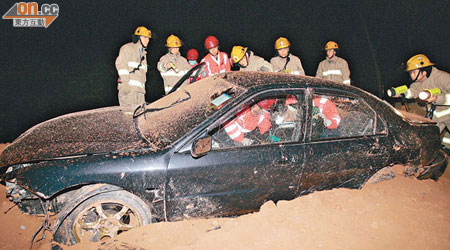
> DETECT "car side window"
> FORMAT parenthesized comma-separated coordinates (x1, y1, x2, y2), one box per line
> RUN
(311, 94, 379, 140)
(210, 93, 303, 149)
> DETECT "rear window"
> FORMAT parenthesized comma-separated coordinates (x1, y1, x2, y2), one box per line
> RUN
(136, 79, 245, 149)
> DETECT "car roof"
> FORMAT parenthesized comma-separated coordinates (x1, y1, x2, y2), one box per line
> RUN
(216, 71, 352, 92)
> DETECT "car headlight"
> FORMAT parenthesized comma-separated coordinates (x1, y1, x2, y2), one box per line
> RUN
(3, 164, 30, 182)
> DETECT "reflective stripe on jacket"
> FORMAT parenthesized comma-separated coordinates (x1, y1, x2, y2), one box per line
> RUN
(315, 56, 351, 85)
(157, 52, 192, 93)
(115, 42, 148, 94)
(200, 51, 231, 77)
(224, 106, 272, 142)
(270, 54, 305, 75)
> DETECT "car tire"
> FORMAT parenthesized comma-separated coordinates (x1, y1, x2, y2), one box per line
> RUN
(54, 190, 152, 245)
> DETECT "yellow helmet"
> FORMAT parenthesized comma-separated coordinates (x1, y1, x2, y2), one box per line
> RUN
(134, 26, 152, 38)
(165, 34, 182, 47)
(406, 54, 434, 72)
(324, 41, 338, 50)
(275, 37, 290, 50)
(231, 46, 248, 63)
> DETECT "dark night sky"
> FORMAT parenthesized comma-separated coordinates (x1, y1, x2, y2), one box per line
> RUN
(0, 0, 449, 142)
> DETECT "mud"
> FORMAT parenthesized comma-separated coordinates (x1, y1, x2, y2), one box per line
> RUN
(0, 106, 149, 168)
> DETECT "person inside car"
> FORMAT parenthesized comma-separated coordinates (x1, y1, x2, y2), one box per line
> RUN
(312, 96, 341, 138)
(273, 95, 299, 125)
(224, 99, 276, 146)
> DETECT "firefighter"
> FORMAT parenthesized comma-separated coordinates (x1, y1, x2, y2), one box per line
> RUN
(157, 34, 192, 94)
(270, 37, 305, 75)
(200, 35, 231, 77)
(231, 46, 273, 72)
(115, 26, 151, 106)
(315, 41, 351, 85)
(399, 54, 450, 147)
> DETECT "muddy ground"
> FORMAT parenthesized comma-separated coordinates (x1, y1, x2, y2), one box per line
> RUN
(0, 142, 449, 250)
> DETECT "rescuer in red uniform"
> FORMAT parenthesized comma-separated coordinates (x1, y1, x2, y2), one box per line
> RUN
(200, 35, 231, 77)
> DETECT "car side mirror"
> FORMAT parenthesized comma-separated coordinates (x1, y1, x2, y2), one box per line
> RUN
(191, 136, 212, 158)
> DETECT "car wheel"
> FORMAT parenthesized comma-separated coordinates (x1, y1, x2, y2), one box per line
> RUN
(55, 190, 152, 245)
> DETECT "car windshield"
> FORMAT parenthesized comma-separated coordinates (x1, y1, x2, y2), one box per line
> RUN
(135, 77, 245, 149)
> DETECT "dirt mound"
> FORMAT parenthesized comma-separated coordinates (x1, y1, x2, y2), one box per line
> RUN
(0, 142, 51, 250)
(63, 167, 450, 250)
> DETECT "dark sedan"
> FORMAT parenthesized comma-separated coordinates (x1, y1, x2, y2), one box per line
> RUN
(0, 72, 447, 245)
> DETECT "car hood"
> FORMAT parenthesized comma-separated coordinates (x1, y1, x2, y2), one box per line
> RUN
(0, 106, 150, 167)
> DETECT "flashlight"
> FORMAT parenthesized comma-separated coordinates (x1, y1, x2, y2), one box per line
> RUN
(169, 63, 179, 73)
(387, 85, 408, 97)
(418, 88, 441, 101)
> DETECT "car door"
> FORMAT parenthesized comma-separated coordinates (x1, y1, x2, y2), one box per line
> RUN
(165, 89, 306, 220)
(300, 89, 390, 195)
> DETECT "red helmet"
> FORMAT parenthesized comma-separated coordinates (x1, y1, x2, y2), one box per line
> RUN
(187, 49, 199, 60)
(204, 35, 219, 49)
(285, 95, 298, 106)
(257, 99, 277, 110)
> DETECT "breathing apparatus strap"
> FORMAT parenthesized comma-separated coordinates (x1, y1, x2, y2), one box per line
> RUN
(129, 38, 146, 74)
(282, 55, 291, 70)
(412, 68, 423, 82)
(129, 54, 145, 74)
(425, 103, 436, 119)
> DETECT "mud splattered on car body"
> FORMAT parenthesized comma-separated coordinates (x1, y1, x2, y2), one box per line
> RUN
(0, 72, 447, 245)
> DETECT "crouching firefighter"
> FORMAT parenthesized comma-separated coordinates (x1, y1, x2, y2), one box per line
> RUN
(231, 46, 273, 72)
(392, 54, 450, 148)
(115, 26, 151, 106)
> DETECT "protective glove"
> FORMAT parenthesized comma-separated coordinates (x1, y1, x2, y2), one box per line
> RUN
(275, 114, 285, 125)
(318, 112, 325, 120)
(241, 138, 254, 146)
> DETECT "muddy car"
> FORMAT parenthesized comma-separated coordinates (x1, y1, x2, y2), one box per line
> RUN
(0, 72, 447, 245)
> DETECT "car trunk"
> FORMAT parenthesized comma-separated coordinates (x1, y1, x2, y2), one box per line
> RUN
(0, 106, 150, 167)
